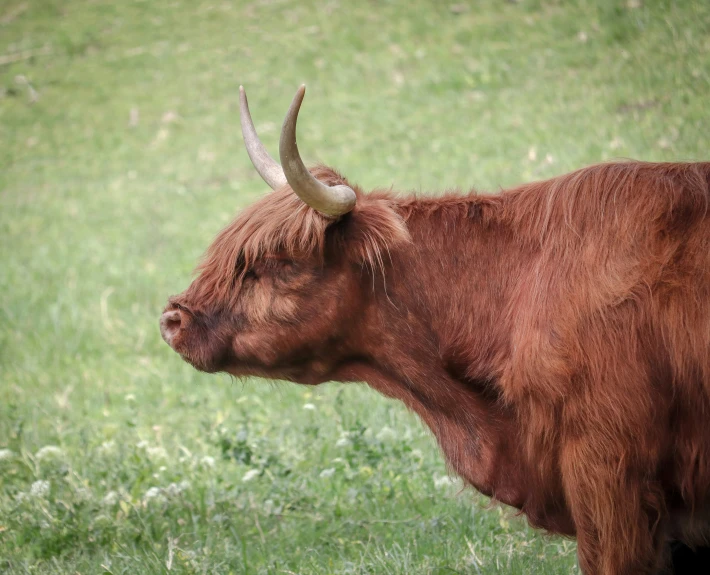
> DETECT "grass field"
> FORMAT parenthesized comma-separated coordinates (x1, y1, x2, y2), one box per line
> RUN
(2, 0, 709, 573)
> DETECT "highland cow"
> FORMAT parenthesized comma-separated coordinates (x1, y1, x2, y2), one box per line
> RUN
(161, 85, 710, 574)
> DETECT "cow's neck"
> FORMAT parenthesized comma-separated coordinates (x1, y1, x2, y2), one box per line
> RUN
(335, 194, 573, 534)
(359, 194, 521, 404)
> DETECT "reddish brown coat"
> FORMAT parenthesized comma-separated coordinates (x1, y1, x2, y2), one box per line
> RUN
(164, 161, 710, 574)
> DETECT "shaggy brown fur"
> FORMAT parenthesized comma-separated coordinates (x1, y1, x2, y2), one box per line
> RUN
(188, 166, 410, 309)
(163, 160, 710, 575)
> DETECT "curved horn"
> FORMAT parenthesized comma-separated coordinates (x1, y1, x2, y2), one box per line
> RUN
(239, 86, 287, 190)
(279, 85, 356, 217)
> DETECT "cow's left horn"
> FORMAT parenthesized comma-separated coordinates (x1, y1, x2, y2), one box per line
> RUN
(279, 85, 356, 217)
(239, 86, 287, 190)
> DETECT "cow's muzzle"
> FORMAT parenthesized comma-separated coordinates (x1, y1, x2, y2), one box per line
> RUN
(160, 308, 185, 347)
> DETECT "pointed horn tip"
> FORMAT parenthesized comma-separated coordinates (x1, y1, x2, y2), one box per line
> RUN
(238, 87, 248, 115)
(289, 85, 306, 113)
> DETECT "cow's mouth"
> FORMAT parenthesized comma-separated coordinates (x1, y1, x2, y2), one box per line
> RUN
(160, 307, 227, 374)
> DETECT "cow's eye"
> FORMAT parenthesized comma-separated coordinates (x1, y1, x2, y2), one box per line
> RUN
(243, 268, 259, 281)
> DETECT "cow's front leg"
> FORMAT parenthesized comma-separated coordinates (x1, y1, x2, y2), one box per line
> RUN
(561, 442, 667, 574)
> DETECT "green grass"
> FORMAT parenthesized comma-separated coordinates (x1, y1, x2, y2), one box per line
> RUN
(1, 0, 709, 572)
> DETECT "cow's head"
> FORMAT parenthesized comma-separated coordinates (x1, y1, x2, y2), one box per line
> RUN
(160, 86, 409, 383)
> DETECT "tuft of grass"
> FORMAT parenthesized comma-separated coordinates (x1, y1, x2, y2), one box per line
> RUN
(1, 0, 709, 573)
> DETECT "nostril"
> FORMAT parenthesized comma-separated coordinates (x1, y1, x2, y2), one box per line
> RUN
(160, 309, 183, 345)
(165, 313, 181, 331)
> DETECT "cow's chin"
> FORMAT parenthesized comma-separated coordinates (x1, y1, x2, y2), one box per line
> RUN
(223, 360, 330, 386)
(175, 336, 332, 385)
(170, 347, 221, 373)
(171, 338, 230, 374)
(179, 352, 221, 374)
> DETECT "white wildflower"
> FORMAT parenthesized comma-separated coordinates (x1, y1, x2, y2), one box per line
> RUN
(242, 469, 260, 482)
(143, 486, 165, 504)
(319, 468, 336, 479)
(165, 480, 190, 497)
(200, 455, 215, 468)
(35, 446, 63, 460)
(302, 403, 316, 411)
(335, 432, 351, 448)
(0, 448, 15, 461)
(146, 446, 167, 460)
(136, 440, 149, 449)
(102, 490, 119, 506)
(376, 426, 397, 442)
(98, 440, 115, 454)
(30, 480, 50, 497)
(433, 475, 457, 489)
(125, 394, 136, 402)
(165, 483, 180, 497)
(75, 486, 92, 502)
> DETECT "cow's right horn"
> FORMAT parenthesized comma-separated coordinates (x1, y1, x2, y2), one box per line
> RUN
(239, 86, 287, 190)
(279, 85, 356, 218)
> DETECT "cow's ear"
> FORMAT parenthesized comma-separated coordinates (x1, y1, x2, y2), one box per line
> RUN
(340, 198, 411, 272)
